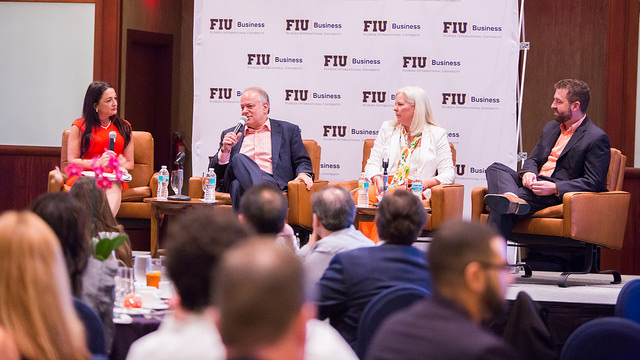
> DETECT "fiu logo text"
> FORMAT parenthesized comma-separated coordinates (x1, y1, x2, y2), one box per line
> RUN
(442, 93, 467, 105)
(363, 20, 387, 32)
(362, 91, 387, 103)
(443, 22, 467, 34)
(324, 55, 348, 67)
(247, 54, 271, 65)
(285, 89, 308, 101)
(323, 125, 347, 137)
(210, 19, 233, 30)
(209, 88, 233, 100)
(456, 164, 466, 176)
(286, 19, 309, 31)
(402, 56, 429, 68)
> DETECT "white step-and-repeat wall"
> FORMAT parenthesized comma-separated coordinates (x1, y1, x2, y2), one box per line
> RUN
(192, 0, 519, 217)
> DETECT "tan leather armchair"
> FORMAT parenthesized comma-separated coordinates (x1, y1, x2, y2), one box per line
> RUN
(471, 148, 631, 286)
(330, 139, 464, 231)
(189, 139, 328, 229)
(48, 130, 157, 220)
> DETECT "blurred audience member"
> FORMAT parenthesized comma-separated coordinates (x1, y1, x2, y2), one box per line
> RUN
(31, 192, 90, 297)
(215, 238, 312, 360)
(299, 185, 372, 290)
(367, 220, 519, 360)
(239, 183, 298, 250)
(0, 211, 90, 360)
(127, 208, 252, 360)
(316, 190, 431, 348)
(70, 176, 132, 266)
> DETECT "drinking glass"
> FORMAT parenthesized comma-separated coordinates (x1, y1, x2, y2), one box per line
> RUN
(171, 169, 183, 196)
(115, 267, 135, 307)
(146, 258, 163, 288)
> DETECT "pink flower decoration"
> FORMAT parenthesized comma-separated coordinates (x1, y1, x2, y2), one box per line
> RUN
(96, 176, 112, 189)
(107, 153, 120, 172)
(65, 163, 83, 178)
(91, 156, 104, 177)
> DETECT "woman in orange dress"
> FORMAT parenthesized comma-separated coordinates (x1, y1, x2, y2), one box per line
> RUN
(67, 81, 134, 216)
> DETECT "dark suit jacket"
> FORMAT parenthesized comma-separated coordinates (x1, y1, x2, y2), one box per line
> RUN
(366, 295, 521, 360)
(210, 118, 313, 191)
(519, 117, 610, 196)
(316, 244, 431, 349)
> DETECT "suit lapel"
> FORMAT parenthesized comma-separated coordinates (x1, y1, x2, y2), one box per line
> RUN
(558, 117, 589, 159)
(270, 119, 282, 172)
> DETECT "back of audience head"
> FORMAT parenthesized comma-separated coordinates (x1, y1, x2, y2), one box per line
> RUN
(239, 183, 288, 235)
(69, 177, 132, 266)
(0, 210, 89, 360)
(429, 220, 513, 321)
(166, 208, 253, 313)
(30, 192, 90, 297)
(311, 185, 355, 231)
(376, 189, 426, 245)
(214, 238, 309, 359)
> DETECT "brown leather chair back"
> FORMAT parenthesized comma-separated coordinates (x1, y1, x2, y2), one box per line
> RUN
(607, 148, 626, 191)
(303, 139, 321, 177)
(60, 129, 154, 189)
(360, 139, 457, 171)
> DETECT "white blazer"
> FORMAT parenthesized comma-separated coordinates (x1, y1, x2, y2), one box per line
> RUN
(364, 120, 455, 185)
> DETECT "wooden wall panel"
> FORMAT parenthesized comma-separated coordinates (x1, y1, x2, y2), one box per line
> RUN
(0, 146, 60, 211)
(521, 0, 608, 153)
(602, 168, 640, 275)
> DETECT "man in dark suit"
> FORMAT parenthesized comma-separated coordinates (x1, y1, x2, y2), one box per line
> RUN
(484, 79, 610, 237)
(367, 220, 520, 360)
(210, 87, 314, 210)
(315, 190, 431, 349)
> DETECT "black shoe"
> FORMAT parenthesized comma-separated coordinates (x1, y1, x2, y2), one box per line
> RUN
(484, 194, 530, 215)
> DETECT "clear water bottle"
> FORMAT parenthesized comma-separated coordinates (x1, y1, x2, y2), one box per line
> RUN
(203, 168, 216, 202)
(411, 177, 423, 200)
(157, 165, 169, 200)
(357, 172, 369, 207)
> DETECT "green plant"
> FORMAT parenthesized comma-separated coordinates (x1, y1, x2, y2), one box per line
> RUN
(92, 234, 128, 261)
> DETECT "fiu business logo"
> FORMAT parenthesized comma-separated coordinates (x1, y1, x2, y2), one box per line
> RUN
(362, 91, 387, 103)
(324, 55, 348, 67)
(324, 55, 382, 71)
(284, 89, 341, 106)
(442, 93, 467, 106)
(322, 125, 347, 138)
(208, 87, 237, 103)
(247, 53, 271, 66)
(363, 20, 387, 32)
(210, 18, 233, 31)
(286, 19, 309, 31)
(402, 55, 461, 73)
(442, 22, 467, 34)
(442, 21, 503, 38)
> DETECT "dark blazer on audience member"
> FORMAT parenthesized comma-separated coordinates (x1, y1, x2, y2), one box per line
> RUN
(366, 295, 521, 360)
(316, 244, 431, 349)
(210, 118, 313, 191)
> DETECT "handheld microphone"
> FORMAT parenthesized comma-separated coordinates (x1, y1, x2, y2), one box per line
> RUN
(382, 157, 389, 193)
(233, 116, 247, 134)
(175, 152, 186, 165)
(108, 131, 116, 151)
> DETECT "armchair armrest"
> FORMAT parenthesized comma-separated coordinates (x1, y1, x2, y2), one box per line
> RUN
(430, 184, 464, 228)
(150, 173, 159, 198)
(328, 180, 358, 192)
(47, 170, 66, 193)
(189, 176, 204, 199)
(562, 191, 630, 249)
(287, 179, 329, 229)
(471, 186, 489, 221)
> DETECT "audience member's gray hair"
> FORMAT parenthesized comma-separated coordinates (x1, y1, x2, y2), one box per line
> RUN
(311, 186, 356, 231)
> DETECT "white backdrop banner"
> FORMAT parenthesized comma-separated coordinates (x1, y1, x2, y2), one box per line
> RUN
(192, 0, 519, 217)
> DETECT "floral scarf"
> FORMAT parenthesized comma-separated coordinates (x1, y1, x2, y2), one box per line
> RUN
(391, 127, 421, 187)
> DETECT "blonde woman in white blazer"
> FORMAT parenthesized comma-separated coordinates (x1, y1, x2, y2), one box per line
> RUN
(364, 86, 455, 200)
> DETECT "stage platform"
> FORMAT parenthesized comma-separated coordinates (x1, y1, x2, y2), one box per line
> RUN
(495, 271, 638, 352)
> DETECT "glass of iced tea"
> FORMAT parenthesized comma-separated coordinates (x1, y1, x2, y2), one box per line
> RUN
(146, 258, 162, 288)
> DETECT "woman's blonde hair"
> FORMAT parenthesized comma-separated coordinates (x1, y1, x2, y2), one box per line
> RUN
(396, 86, 439, 136)
(0, 211, 89, 360)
